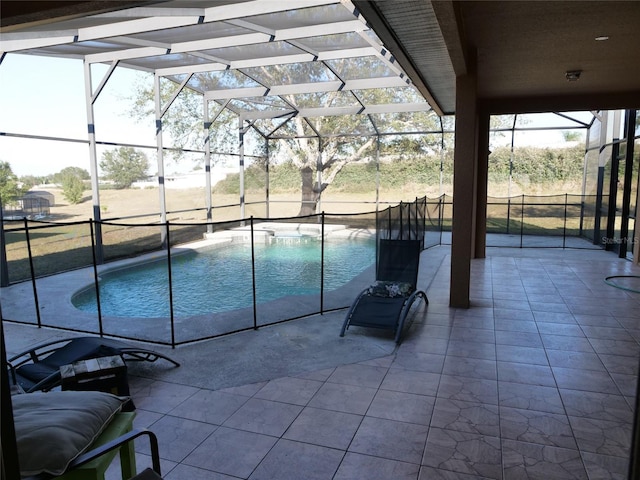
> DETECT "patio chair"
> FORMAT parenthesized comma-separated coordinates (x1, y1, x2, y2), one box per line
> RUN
(340, 239, 428, 343)
(7, 336, 180, 393)
(64, 426, 163, 480)
(14, 389, 163, 479)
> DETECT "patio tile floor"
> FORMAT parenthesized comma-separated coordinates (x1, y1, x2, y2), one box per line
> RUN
(5, 241, 640, 479)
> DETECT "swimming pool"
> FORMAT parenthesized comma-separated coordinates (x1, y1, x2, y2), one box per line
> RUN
(72, 238, 375, 318)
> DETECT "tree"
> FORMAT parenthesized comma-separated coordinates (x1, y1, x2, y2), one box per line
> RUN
(0, 161, 26, 208)
(128, 63, 442, 215)
(52, 166, 90, 204)
(19, 174, 48, 188)
(562, 131, 583, 143)
(61, 175, 85, 204)
(99, 147, 149, 189)
(53, 167, 90, 186)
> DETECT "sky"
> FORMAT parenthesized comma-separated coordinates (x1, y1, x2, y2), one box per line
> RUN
(0, 54, 155, 177)
(0, 53, 592, 180)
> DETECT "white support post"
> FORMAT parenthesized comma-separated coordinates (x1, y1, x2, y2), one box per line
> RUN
(375, 136, 380, 212)
(204, 99, 213, 233)
(316, 142, 323, 214)
(239, 116, 246, 222)
(265, 138, 270, 219)
(154, 74, 168, 245)
(83, 61, 103, 263)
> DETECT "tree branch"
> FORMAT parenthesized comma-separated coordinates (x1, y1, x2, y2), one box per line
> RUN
(317, 137, 375, 193)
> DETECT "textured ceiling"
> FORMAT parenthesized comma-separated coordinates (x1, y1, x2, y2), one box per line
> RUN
(357, 0, 640, 114)
(462, 1, 640, 100)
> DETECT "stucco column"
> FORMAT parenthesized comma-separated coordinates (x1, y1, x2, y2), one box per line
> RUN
(450, 71, 478, 308)
(475, 109, 490, 258)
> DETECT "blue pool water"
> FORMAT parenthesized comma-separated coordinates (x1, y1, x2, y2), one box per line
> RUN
(72, 239, 375, 318)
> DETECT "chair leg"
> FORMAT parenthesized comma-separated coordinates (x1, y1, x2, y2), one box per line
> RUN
(119, 435, 136, 479)
(394, 291, 428, 344)
(340, 289, 367, 337)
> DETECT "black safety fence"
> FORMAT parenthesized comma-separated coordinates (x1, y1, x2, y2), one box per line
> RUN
(1, 209, 384, 346)
(425, 193, 600, 249)
(0, 194, 600, 346)
(377, 196, 427, 246)
(484, 194, 596, 248)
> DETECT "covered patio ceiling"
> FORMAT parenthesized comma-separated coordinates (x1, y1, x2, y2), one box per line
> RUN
(0, 0, 439, 139)
(2, 1, 639, 118)
(356, 1, 640, 114)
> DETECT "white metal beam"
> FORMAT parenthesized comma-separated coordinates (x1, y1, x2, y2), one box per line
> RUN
(1, 0, 435, 129)
(84, 30, 272, 64)
(155, 62, 229, 77)
(83, 19, 369, 66)
(204, 77, 412, 101)
(0, 34, 77, 52)
(230, 53, 315, 70)
(274, 20, 366, 41)
(201, 0, 340, 23)
(77, 17, 201, 42)
(242, 102, 431, 120)
(86, 46, 169, 64)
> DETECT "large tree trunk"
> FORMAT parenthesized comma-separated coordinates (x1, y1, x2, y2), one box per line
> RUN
(297, 166, 319, 216)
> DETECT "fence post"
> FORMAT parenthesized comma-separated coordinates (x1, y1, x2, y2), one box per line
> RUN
(579, 195, 585, 237)
(519, 194, 524, 248)
(250, 216, 258, 330)
(23, 218, 41, 328)
(89, 220, 104, 337)
(320, 212, 325, 314)
(563, 193, 568, 249)
(420, 196, 426, 248)
(439, 195, 445, 245)
(506, 196, 511, 235)
(412, 197, 417, 241)
(165, 221, 176, 348)
(0, 196, 9, 287)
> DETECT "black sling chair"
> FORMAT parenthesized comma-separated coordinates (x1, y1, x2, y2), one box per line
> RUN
(8, 336, 180, 393)
(340, 239, 428, 343)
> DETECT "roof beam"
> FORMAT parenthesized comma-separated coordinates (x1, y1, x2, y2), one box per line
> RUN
(0, 33, 77, 52)
(227, 18, 366, 40)
(84, 31, 271, 63)
(204, 77, 413, 101)
(201, 0, 339, 23)
(78, 16, 200, 42)
(430, 1, 468, 76)
(80, 17, 372, 65)
(231, 53, 315, 69)
(352, 0, 444, 116)
(242, 102, 431, 121)
(1, 0, 438, 125)
(1, 1, 341, 51)
(155, 62, 229, 77)
(151, 45, 383, 77)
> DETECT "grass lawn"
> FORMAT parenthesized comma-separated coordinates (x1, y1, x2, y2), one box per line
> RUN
(2, 186, 585, 283)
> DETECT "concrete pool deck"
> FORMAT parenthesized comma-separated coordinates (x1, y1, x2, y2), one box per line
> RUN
(1, 232, 445, 389)
(0, 225, 380, 343)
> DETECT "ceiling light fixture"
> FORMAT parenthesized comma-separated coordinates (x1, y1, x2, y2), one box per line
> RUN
(565, 70, 582, 82)
(595, 35, 609, 41)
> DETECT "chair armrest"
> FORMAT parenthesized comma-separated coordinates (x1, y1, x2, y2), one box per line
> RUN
(7, 338, 73, 367)
(6, 361, 17, 384)
(68, 428, 161, 476)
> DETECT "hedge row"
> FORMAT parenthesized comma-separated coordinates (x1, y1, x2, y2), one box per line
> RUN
(214, 145, 585, 194)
